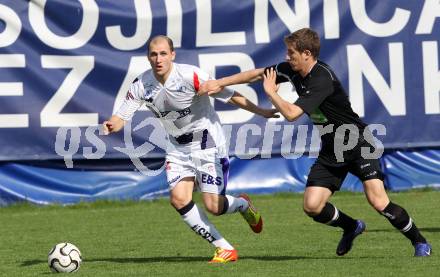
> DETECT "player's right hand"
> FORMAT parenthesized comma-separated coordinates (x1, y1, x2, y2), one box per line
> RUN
(101, 121, 113, 135)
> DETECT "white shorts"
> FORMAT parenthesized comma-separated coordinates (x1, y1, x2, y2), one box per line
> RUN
(165, 145, 229, 195)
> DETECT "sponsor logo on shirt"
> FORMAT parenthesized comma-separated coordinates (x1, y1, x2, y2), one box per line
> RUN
(159, 107, 191, 119)
(168, 85, 191, 93)
(143, 84, 155, 98)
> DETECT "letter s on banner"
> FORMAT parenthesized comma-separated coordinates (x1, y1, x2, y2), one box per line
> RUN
(0, 4, 22, 47)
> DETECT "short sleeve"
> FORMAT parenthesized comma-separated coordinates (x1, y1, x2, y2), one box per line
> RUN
(192, 67, 210, 93)
(294, 75, 333, 115)
(211, 86, 235, 103)
(265, 62, 296, 84)
(115, 77, 144, 121)
(192, 66, 234, 102)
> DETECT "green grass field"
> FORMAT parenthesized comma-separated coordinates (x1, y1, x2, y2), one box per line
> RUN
(1, 190, 438, 276)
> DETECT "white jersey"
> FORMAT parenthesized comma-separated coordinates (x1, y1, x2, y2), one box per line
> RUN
(116, 62, 234, 153)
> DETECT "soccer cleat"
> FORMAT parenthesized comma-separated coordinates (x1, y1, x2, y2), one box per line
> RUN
(239, 193, 263, 233)
(209, 248, 238, 263)
(336, 220, 366, 256)
(414, 243, 432, 257)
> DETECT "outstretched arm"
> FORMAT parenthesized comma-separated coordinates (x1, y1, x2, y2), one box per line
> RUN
(198, 68, 265, 96)
(102, 115, 125, 135)
(228, 91, 280, 119)
(263, 68, 304, 122)
(218, 68, 265, 86)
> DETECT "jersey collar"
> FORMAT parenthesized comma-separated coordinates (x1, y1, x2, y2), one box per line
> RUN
(162, 62, 177, 87)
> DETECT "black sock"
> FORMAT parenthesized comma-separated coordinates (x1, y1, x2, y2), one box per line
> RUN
(312, 202, 357, 231)
(381, 202, 427, 244)
(219, 196, 229, 215)
(176, 200, 195, 215)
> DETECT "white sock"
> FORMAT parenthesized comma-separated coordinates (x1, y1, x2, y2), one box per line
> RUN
(180, 202, 234, 249)
(225, 195, 249, 214)
(212, 238, 234, 250)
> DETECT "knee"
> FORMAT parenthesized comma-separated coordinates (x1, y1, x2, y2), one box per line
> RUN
(364, 179, 389, 212)
(303, 201, 325, 217)
(368, 201, 380, 212)
(170, 195, 189, 210)
(204, 201, 222, 216)
(370, 201, 388, 212)
(367, 196, 389, 212)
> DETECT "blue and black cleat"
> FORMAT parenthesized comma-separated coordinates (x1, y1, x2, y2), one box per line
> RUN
(336, 220, 366, 256)
(414, 243, 432, 257)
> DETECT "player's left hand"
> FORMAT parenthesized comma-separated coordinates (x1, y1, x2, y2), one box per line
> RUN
(260, 108, 280, 118)
(263, 68, 279, 96)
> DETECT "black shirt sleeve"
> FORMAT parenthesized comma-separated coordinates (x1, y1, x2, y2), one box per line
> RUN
(264, 62, 296, 84)
(294, 74, 334, 115)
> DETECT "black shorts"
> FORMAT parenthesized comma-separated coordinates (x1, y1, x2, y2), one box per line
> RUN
(306, 157, 384, 193)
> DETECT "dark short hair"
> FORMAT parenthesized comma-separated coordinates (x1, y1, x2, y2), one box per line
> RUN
(284, 28, 320, 58)
(147, 35, 174, 53)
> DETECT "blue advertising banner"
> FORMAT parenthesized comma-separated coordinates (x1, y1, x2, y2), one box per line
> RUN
(1, 149, 439, 205)
(0, 0, 439, 162)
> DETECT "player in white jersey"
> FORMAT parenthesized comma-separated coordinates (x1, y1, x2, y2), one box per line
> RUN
(102, 36, 278, 263)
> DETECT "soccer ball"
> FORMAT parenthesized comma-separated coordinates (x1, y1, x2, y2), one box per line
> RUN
(48, 242, 82, 273)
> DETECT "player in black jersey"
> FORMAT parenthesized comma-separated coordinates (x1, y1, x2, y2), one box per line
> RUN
(199, 28, 431, 257)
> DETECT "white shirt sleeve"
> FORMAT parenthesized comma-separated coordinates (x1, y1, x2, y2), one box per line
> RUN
(210, 87, 235, 103)
(192, 67, 234, 103)
(115, 78, 144, 121)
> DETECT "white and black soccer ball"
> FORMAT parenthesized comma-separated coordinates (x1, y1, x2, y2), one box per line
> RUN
(48, 242, 82, 273)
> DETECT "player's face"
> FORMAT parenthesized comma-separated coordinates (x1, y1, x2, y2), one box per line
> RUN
(148, 39, 176, 80)
(285, 43, 311, 74)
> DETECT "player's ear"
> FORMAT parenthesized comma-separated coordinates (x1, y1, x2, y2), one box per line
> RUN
(304, 49, 313, 58)
(171, 51, 176, 61)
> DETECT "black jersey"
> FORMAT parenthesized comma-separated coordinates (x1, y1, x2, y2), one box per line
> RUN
(267, 61, 367, 165)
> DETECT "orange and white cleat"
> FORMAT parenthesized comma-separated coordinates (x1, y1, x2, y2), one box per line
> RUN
(209, 248, 238, 263)
(239, 193, 263, 233)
